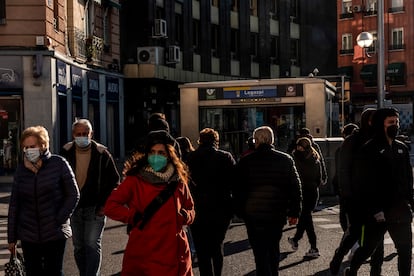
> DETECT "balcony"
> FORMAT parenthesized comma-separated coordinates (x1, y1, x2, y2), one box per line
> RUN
(69, 27, 104, 66)
(339, 13, 354, 19)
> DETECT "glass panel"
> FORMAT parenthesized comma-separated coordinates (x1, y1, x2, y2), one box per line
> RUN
(0, 99, 21, 175)
(199, 106, 305, 158)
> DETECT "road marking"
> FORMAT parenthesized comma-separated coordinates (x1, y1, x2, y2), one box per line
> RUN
(318, 224, 342, 229)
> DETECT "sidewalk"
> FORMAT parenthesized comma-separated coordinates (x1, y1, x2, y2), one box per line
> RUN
(0, 176, 12, 217)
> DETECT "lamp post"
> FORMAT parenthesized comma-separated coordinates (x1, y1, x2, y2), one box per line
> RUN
(356, 0, 385, 108)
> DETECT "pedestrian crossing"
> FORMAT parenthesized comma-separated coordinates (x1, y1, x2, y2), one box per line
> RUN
(0, 218, 9, 272)
(312, 205, 414, 248)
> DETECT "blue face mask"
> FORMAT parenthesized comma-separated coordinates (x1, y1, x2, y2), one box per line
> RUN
(75, 136, 91, 148)
(147, 154, 168, 172)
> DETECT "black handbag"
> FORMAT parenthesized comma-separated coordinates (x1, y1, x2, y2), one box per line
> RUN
(5, 252, 25, 276)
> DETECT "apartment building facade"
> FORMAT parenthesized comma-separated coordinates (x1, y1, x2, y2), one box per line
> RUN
(0, 0, 124, 174)
(121, 0, 337, 153)
(337, 0, 414, 131)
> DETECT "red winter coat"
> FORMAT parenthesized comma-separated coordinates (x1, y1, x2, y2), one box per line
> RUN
(104, 174, 195, 276)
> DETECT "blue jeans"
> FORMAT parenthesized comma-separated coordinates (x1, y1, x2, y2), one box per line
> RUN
(71, 206, 106, 276)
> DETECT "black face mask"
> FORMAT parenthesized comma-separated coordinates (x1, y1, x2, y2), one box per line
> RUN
(386, 125, 399, 139)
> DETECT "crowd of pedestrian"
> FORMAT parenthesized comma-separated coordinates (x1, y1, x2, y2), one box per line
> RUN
(6, 107, 413, 276)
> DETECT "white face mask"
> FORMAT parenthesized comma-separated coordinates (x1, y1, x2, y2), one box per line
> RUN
(75, 136, 91, 148)
(25, 148, 41, 163)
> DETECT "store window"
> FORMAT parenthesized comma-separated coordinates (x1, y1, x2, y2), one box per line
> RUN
(0, 99, 21, 175)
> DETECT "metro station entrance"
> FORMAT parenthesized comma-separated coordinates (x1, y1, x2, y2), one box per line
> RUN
(199, 105, 305, 156)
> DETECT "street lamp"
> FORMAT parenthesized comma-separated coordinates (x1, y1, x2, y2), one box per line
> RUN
(356, 0, 385, 108)
(356, 32, 374, 48)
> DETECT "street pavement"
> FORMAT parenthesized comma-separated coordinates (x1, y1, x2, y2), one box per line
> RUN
(0, 175, 412, 275)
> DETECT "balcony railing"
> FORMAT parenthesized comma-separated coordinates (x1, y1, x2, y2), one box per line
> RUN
(389, 44, 405, 50)
(340, 49, 353, 55)
(388, 6, 405, 13)
(69, 27, 103, 65)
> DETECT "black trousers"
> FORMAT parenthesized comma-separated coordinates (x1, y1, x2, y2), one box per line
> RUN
(190, 217, 231, 276)
(332, 207, 384, 274)
(245, 220, 285, 276)
(348, 220, 412, 276)
(21, 239, 66, 276)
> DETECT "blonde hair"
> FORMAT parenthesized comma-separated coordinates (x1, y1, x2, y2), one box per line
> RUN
(20, 125, 50, 150)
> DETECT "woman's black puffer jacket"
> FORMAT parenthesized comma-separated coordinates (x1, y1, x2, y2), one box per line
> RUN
(8, 151, 80, 244)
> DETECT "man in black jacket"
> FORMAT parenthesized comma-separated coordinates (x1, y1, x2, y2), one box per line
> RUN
(343, 108, 413, 276)
(234, 126, 302, 276)
(186, 128, 236, 276)
(329, 109, 385, 275)
(61, 118, 120, 276)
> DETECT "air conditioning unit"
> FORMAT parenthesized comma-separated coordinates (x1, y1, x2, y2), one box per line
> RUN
(154, 19, 167, 37)
(167, 46, 180, 63)
(353, 5, 361, 12)
(137, 47, 164, 64)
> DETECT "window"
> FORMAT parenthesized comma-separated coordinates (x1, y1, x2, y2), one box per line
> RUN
(342, 0, 352, 13)
(175, 14, 183, 46)
(250, 33, 258, 60)
(290, 0, 298, 18)
(250, 0, 257, 15)
(230, 28, 239, 60)
(53, 0, 59, 30)
(391, 28, 404, 50)
(389, 0, 404, 12)
(85, 1, 95, 37)
(270, 0, 278, 19)
(391, 0, 403, 7)
(270, 36, 279, 64)
(232, 0, 238, 11)
(365, 0, 377, 12)
(367, 31, 377, 53)
(290, 39, 300, 65)
(342, 33, 352, 50)
(211, 25, 219, 57)
(0, 0, 5, 24)
(192, 19, 200, 54)
(103, 8, 111, 51)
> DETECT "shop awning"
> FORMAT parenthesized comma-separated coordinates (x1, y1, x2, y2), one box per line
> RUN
(360, 64, 377, 80)
(337, 66, 353, 77)
(386, 62, 405, 77)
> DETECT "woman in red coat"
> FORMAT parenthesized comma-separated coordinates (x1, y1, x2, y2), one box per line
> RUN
(105, 130, 195, 275)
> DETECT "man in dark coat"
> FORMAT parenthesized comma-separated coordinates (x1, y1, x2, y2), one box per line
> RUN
(186, 128, 236, 276)
(343, 107, 414, 276)
(330, 108, 384, 275)
(234, 126, 302, 276)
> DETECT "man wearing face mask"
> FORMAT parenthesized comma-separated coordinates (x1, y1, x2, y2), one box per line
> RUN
(343, 108, 414, 276)
(61, 118, 120, 276)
